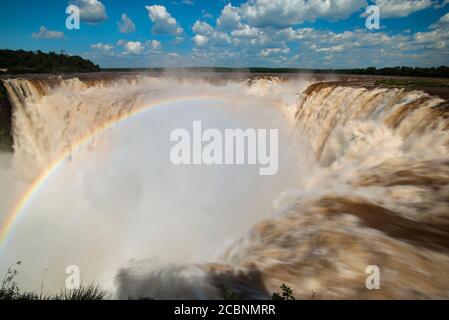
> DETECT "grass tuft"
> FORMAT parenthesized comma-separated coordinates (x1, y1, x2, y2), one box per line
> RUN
(0, 262, 107, 300)
(52, 283, 107, 300)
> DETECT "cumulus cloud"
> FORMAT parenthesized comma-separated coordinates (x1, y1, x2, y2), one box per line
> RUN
(148, 40, 162, 51)
(189, 6, 449, 68)
(415, 11, 449, 50)
(117, 13, 136, 33)
(192, 21, 214, 35)
(260, 47, 290, 57)
(374, 0, 434, 18)
(117, 40, 145, 55)
(115, 39, 163, 55)
(70, 0, 107, 23)
(414, 26, 449, 49)
(193, 34, 208, 46)
(217, 4, 242, 31)
(86, 0, 449, 68)
(91, 43, 114, 51)
(240, 0, 367, 28)
(294, 26, 449, 65)
(172, 36, 185, 44)
(31, 26, 65, 39)
(146, 5, 184, 35)
(202, 10, 213, 19)
(231, 24, 260, 38)
(430, 12, 449, 28)
(192, 20, 231, 47)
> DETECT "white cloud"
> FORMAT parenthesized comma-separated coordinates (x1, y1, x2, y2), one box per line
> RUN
(172, 36, 185, 44)
(296, 25, 449, 65)
(374, 0, 434, 18)
(117, 13, 136, 33)
(202, 10, 213, 19)
(437, 11, 449, 23)
(145, 5, 183, 35)
(91, 43, 113, 51)
(434, 0, 449, 8)
(192, 21, 214, 35)
(430, 12, 449, 28)
(192, 20, 231, 47)
(89, 0, 449, 68)
(316, 44, 345, 53)
(217, 4, 242, 31)
(188, 8, 449, 68)
(90, 43, 115, 57)
(193, 34, 208, 46)
(260, 47, 290, 57)
(414, 27, 449, 49)
(231, 24, 260, 38)
(240, 0, 367, 28)
(31, 26, 65, 39)
(114, 39, 163, 55)
(301, 29, 412, 53)
(117, 41, 145, 55)
(70, 0, 107, 23)
(148, 40, 162, 51)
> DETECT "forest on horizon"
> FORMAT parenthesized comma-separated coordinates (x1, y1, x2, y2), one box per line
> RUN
(0, 49, 448, 78)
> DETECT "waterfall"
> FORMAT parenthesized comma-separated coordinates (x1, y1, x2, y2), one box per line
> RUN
(1, 75, 449, 299)
(217, 82, 449, 299)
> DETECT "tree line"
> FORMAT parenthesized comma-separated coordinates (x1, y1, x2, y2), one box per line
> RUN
(242, 66, 449, 78)
(103, 66, 449, 78)
(0, 49, 100, 74)
(1, 49, 447, 78)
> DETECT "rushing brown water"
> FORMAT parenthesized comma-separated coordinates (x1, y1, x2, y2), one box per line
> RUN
(1, 75, 449, 299)
(213, 82, 449, 299)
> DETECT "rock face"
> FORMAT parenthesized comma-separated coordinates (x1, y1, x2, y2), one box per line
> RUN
(0, 81, 12, 151)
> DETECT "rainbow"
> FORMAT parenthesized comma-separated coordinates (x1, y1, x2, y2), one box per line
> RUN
(0, 95, 224, 251)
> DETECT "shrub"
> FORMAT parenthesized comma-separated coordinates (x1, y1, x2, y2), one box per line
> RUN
(272, 284, 295, 300)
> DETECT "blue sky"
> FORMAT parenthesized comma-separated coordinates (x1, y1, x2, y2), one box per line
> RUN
(0, 0, 448, 68)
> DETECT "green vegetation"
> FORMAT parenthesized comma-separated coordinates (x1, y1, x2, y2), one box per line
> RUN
(1, 263, 296, 300)
(0, 50, 100, 151)
(272, 284, 296, 300)
(0, 262, 106, 300)
(0, 262, 39, 300)
(330, 66, 449, 78)
(0, 48, 447, 77)
(0, 81, 12, 151)
(102, 66, 449, 78)
(51, 284, 107, 300)
(0, 49, 447, 78)
(216, 281, 239, 300)
(375, 78, 449, 89)
(0, 49, 100, 74)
